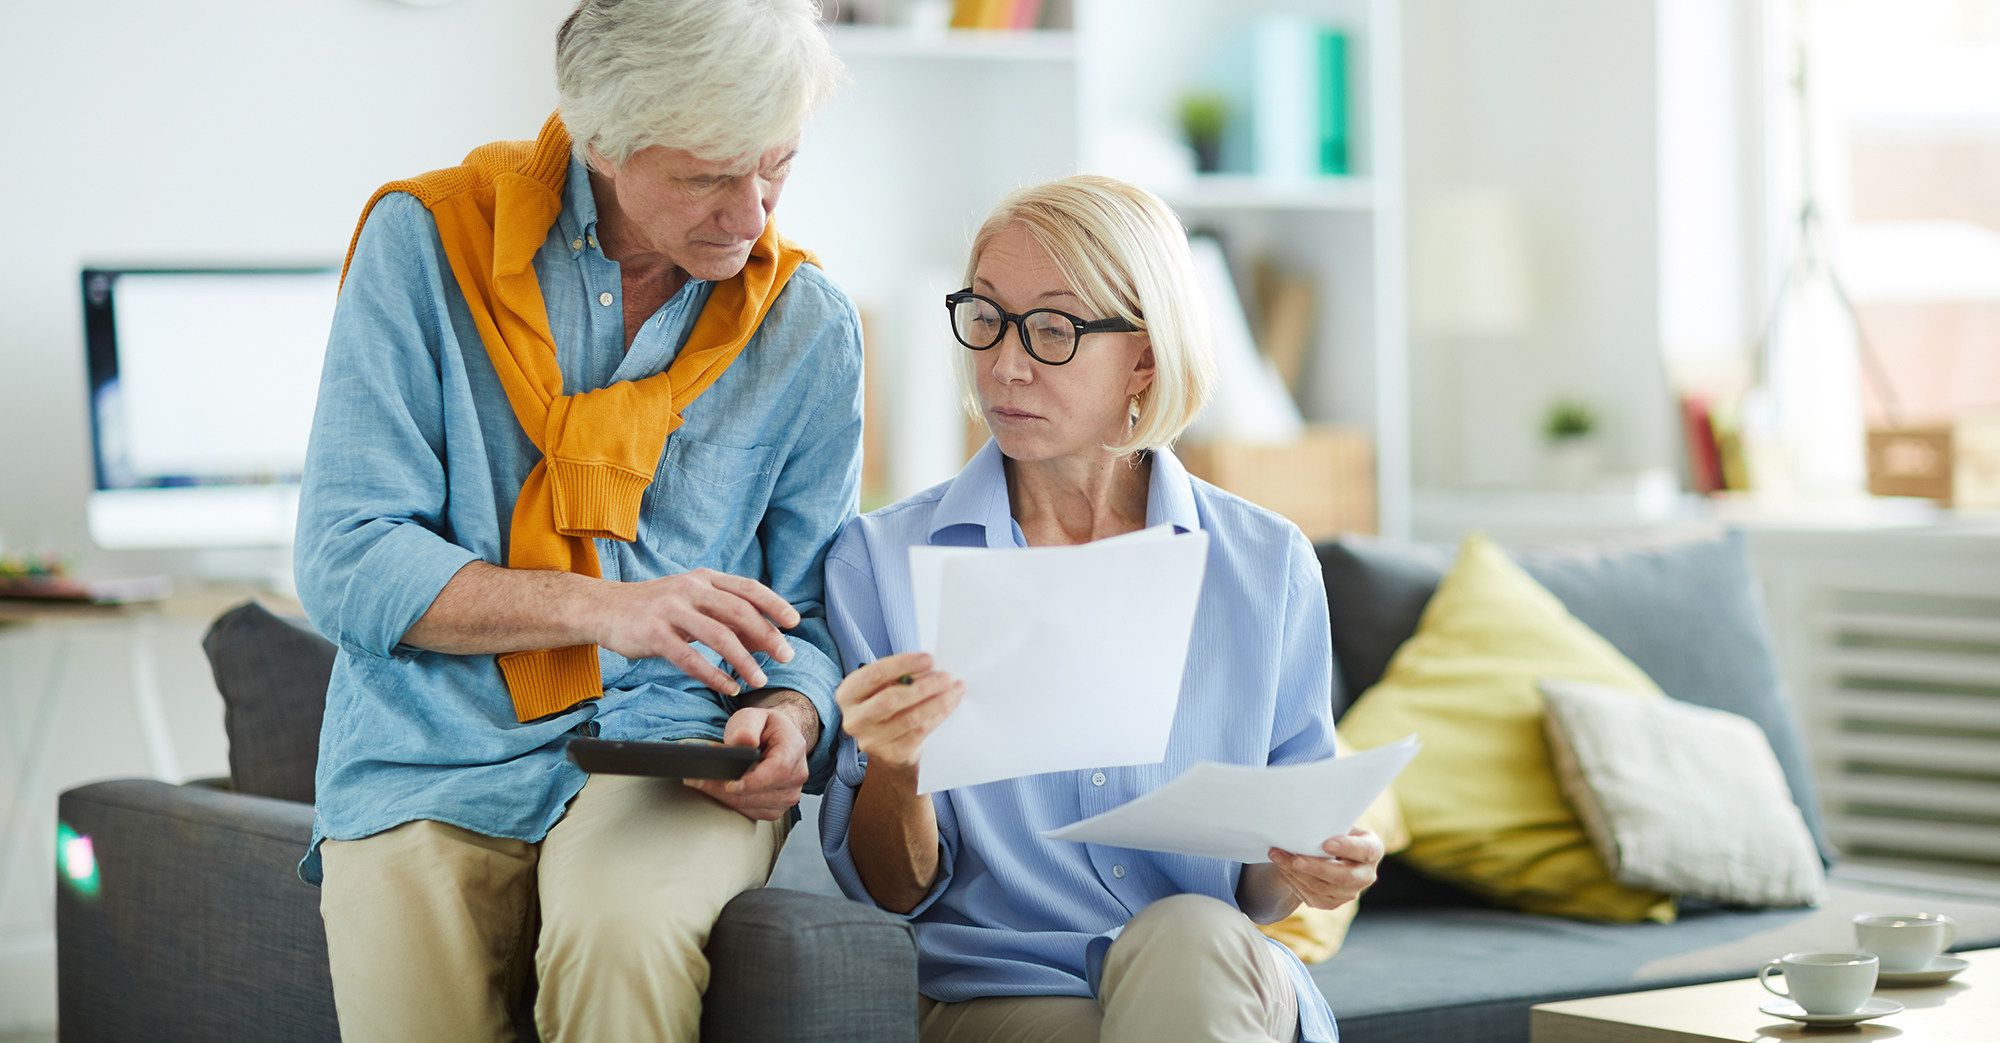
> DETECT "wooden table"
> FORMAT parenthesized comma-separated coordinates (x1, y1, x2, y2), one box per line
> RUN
(1532, 947, 1997, 1042)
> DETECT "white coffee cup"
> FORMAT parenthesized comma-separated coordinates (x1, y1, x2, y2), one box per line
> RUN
(1758, 952, 1878, 1015)
(1855, 911, 1958, 973)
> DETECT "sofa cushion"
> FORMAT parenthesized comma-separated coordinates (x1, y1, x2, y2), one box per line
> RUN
(202, 601, 336, 804)
(1540, 677, 1824, 907)
(1319, 531, 1836, 866)
(1319, 538, 1454, 716)
(57, 779, 339, 1043)
(1337, 533, 1674, 923)
(701, 888, 919, 1043)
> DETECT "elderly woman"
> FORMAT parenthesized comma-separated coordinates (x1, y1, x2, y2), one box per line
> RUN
(818, 175, 1381, 1043)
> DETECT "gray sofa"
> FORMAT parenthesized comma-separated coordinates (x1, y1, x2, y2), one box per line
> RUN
(56, 532, 2000, 1042)
(56, 602, 920, 1043)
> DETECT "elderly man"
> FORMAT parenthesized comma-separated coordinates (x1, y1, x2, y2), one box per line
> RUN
(292, 1, 857, 1040)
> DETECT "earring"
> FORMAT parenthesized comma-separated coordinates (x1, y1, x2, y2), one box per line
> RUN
(1129, 394, 1142, 424)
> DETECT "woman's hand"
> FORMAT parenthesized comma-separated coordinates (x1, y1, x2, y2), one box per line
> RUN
(835, 652, 964, 771)
(839, 652, 960, 912)
(1268, 827, 1386, 911)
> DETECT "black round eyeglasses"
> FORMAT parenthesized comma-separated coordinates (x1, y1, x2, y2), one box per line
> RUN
(944, 289, 1141, 366)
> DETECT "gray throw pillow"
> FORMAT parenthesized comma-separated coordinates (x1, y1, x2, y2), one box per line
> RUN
(1541, 677, 1826, 907)
(1318, 531, 1837, 866)
(202, 600, 335, 804)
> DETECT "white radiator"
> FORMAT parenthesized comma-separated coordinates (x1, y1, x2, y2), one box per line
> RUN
(1752, 528, 2000, 871)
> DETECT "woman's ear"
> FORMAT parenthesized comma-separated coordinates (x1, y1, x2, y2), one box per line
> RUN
(1127, 338, 1157, 397)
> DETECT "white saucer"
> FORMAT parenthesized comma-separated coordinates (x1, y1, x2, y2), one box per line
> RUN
(1877, 954, 1971, 987)
(1758, 997, 1903, 1026)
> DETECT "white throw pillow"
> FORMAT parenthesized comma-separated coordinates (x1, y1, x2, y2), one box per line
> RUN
(1538, 677, 1825, 908)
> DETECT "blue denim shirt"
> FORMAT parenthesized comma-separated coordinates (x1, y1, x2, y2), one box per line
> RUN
(295, 156, 862, 883)
(818, 442, 1340, 1042)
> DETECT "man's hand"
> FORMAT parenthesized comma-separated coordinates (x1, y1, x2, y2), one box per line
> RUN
(1268, 828, 1386, 911)
(402, 564, 802, 699)
(682, 691, 816, 821)
(590, 568, 800, 695)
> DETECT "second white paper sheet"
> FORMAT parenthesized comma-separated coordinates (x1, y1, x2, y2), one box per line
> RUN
(1040, 736, 1421, 863)
(911, 526, 1209, 794)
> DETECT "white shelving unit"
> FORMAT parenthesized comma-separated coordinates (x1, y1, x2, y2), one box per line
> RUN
(826, 24, 1078, 60)
(1162, 176, 1379, 212)
(786, 2, 1407, 535)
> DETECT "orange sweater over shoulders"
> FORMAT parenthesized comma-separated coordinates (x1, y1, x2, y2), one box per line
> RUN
(342, 112, 818, 722)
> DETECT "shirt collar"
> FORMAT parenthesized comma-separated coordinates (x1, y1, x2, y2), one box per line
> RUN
(926, 439, 1205, 547)
(557, 154, 599, 258)
(1146, 447, 1203, 534)
(929, 438, 1017, 547)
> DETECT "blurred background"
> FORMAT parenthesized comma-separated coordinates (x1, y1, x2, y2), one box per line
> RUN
(9, 0, 2000, 578)
(4, 0, 2000, 1035)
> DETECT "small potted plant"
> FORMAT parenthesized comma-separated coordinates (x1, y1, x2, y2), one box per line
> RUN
(1543, 397, 1600, 490)
(1178, 92, 1228, 174)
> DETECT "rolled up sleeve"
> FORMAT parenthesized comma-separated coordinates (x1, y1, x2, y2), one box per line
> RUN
(295, 194, 482, 660)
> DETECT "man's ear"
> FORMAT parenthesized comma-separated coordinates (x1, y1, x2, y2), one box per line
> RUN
(586, 145, 616, 179)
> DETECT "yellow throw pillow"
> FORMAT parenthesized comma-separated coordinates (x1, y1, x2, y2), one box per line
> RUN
(1336, 533, 1677, 923)
(1257, 731, 1411, 962)
(1258, 897, 1360, 964)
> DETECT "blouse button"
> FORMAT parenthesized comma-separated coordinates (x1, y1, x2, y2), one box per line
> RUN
(598, 292, 614, 306)
(1111, 865, 1126, 879)
(1091, 772, 1106, 786)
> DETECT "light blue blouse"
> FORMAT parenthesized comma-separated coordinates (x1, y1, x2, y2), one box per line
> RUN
(294, 155, 863, 883)
(819, 440, 1340, 1042)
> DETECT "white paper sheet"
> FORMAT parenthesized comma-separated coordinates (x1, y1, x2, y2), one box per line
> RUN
(910, 525, 1209, 794)
(1040, 735, 1421, 864)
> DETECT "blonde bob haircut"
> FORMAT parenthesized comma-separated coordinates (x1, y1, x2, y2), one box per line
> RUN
(556, 0, 842, 167)
(959, 175, 1216, 456)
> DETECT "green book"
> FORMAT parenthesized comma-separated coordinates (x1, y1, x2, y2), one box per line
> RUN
(1319, 30, 1349, 175)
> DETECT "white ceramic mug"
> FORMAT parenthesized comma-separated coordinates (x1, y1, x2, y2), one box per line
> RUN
(1758, 952, 1879, 1015)
(1855, 911, 1958, 972)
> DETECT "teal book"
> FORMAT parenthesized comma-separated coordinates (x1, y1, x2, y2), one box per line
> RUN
(1318, 30, 1349, 175)
(1208, 18, 1349, 179)
(1210, 16, 1319, 178)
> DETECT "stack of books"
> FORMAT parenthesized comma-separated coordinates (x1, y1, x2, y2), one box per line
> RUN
(949, 0, 1048, 30)
(1680, 396, 1749, 495)
(1209, 16, 1351, 178)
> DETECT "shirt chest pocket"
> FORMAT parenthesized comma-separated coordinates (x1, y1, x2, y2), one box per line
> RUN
(644, 435, 781, 572)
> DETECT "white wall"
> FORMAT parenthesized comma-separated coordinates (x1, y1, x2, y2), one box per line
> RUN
(0, 0, 576, 578)
(779, 44, 1079, 498)
(1658, 0, 1764, 384)
(1404, 0, 1675, 488)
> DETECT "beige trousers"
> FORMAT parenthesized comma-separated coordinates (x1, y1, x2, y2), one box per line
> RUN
(916, 894, 1301, 1043)
(319, 772, 788, 1043)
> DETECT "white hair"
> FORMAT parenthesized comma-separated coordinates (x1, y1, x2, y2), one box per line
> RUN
(958, 175, 1217, 455)
(556, 0, 843, 167)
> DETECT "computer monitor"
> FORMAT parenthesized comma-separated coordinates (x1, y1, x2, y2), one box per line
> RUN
(82, 267, 339, 551)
